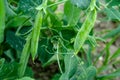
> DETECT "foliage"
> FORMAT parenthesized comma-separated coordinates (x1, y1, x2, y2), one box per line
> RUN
(0, 0, 120, 80)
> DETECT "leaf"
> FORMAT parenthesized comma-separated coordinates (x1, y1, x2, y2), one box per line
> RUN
(74, 9, 97, 54)
(70, 0, 91, 10)
(64, 1, 81, 26)
(47, 9, 62, 27)
(0, 59, 33, 79)
(64, 54, 78, 77)
(87, 35, 97, 47)
(0, 0, 5, 43)
(87, 66, 96, 79)
(18, 0, 42, 17)
(4, 50, 15, 62)
(70, 64, 87, 80)
(0, 62, 19, 79)
(6, 31, 25, 51)
(110, 48, 120, 60)
(52, 74, 61, 80)
(43, 54, 63, 67)
(104, 7, 120, 21)
(103, 26, 120, 39)
(0, 58, 5, 69)
(61, 29, 76, 40)
(103, 35, 119, 65)
(38, 38, 54, 64)
(6, 15, 32, 28)
(60, 53, 78, 80)
(17, 77, 34, 80)
(70, 65, 96, 80)
(106, 0, 120, 7)
(97, 69, 120, 79)
(5, 0, 16, 19)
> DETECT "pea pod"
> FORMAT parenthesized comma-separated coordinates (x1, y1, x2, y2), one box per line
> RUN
(89, 0, 96, 10)
(31, 11, 43, 60)
(74, 9, 97, 54)
(18, 34, 31, 77)
(0, 0, 5, 43)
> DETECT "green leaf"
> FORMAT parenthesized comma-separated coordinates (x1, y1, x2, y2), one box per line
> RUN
(38, 38, 53, 64)
(103, 26, 120, 39)
(4, 50, 15, 62)
(43, 54, 63, 67)
(98, 69, 120, 79)
(0, 59, 33, 79)
(64, 1, 81, 26)
(17, 77, 34, 80)
(104, 7, 120, 21)
(47, 9, 62, 27)
(18, 0, 42, 17)
(87, 35, 97, 47)
(0, 0, 5, 43)
(70, 0, 91, 10)
(61, 29, 76, 41)
(87, 66, 96, 80)
(0, 62, 18, 79)
(60, 53, 78, 80)
(6, 15, 32, 28)
(0, 58, 5, 69)
(70, 64, 87, 80)
(64, 54, 78, 77)
(110, 48, 120, 60)
(70, 65, 96, 80)
(106, 0, 120, 7)
(6, 31, 25, 51)
(103, 34, 119, 65)
(5, 0, 16, 19)
(52, 73, 61, 80)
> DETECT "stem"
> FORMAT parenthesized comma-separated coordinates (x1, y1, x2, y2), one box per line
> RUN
(100, 2, 120, 22)
(56, 43, 63, 74)
(36, 0, 68, 11)
(87, 45, 92, 66)
(106, 0, 113, 6)
(47, 0, 68, 8)
(15, 17, 31, 36)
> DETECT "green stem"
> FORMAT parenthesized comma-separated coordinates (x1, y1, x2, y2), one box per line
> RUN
(56, 43, 63, 74)
(87, 45, 92, 66)
(47, 0, 68, 8)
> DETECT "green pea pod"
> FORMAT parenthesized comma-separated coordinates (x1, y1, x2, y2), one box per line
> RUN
(74, 9, 97, 54)
(31, 11, 43, 60)
(0, 0, 5, 43)
(89, 0, 96, 11)
(18, 34, 31, 77)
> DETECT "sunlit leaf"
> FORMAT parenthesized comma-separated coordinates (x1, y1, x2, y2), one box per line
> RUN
(64, 1, 81, 26)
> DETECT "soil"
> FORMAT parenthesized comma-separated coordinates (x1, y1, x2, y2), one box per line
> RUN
(29, 59, 60, 80)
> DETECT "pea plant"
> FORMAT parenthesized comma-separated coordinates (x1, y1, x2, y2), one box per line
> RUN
(0, 0, 120, 80)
